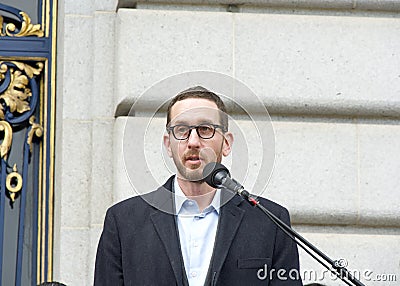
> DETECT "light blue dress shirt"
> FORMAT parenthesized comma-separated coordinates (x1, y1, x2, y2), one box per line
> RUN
(174, 176, 220, 286)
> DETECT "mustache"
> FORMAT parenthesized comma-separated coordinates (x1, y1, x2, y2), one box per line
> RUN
(183, 151, 202, 160)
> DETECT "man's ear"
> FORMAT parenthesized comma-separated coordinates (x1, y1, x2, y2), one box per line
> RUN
(163, 133, 173, 157)
(222, 132, 234, 157)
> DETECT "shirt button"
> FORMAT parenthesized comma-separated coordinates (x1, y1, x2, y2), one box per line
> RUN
(187, 201, 194, 206)
(193, 240, 199, 247)
(191, 271, 197, 277)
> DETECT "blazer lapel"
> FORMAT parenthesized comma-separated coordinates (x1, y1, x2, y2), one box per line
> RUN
(151, 210, 188, 286)
(208, 193, 245, 283)
(148, 177, 189, 286)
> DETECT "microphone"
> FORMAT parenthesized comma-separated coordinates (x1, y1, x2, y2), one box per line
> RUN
(203, 162, 247, 196)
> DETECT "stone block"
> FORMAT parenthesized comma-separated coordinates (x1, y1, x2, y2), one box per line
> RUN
(58, 227, 90, 286)
(113, 117, 139, 203)
(115, 9, 234, 112)
(63, 15, 94, 120)
(93, 12, 116, 118)
(234, 13, 400, 117)
(358, 120, 400, 226)
(59, 120, 92, 228)
(113, 116, 172, 203)
(297, 226, 400, 285)
(88, 226, 103, 285)
(135, 2, 228, 11)
(120, 0, 400, 12)
(119, 0, 376, 11)
(356, 0, 400, 12)
(90, 119, 114, 225)
(94, 0, 118, 11)
(64, 0, 93, 15)
(265, 118, 359, 225)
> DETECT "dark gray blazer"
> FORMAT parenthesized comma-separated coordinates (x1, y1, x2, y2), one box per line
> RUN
(94, 176, 302, 286)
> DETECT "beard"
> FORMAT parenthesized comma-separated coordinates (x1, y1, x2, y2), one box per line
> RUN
(176, 167, 205, 183)
(172, 149, 223, 183)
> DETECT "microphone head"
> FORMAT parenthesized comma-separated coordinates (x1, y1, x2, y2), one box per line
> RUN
(203, 162, 230, 188)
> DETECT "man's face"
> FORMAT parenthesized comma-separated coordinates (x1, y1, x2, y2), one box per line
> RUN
(164, 98, 233, 182)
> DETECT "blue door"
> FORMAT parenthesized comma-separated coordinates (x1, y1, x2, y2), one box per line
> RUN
(0, 1, 56, 285)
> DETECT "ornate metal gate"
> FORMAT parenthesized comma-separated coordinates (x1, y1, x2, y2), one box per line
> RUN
(0, 1, 56, 285)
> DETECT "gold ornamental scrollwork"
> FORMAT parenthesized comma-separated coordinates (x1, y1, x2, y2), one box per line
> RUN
(0, 120, 12, 159)
(0, 60, 44, 204)
(0, 64, 6, 119)
(27, 116, 43, 153)
(0, 61, 44, 115)
(0, 12, 44, 37)
(0, 63, 7, 81)
(6, 164, 23, 203)
(9, 61, 44, 78)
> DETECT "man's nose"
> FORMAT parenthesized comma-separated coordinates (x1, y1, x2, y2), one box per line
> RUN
(187, 128, 201, 147)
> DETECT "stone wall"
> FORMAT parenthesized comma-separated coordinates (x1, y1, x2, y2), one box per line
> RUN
(55, 0, 400, 285)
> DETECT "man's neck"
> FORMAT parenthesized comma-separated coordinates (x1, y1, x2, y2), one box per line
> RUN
(176, 176, 216, 211)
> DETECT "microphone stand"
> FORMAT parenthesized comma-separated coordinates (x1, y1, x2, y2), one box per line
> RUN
(235, 187, 366, 286)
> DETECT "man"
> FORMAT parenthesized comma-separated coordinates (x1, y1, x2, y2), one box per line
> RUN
(94, 86, 302, 285)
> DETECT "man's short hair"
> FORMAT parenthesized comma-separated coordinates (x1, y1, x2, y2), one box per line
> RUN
(166, 86, 228, 130)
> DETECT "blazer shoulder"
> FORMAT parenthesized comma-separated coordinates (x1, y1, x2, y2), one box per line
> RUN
(256, 196, 291, 219)
(106, 195, 149, 216)
(106, 185, 174, 218)
(109, 176, 176, 216)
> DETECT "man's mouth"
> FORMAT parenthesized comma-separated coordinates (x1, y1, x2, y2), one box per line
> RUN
(185, 154, 202, 166)
(187, 155, 200, 161)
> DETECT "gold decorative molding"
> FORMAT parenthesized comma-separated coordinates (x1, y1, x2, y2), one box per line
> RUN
(0, 61, 44, 115)
(27, 116, 43, 153)
(0, 12, 44, 37)
(0, 120, 12, 159)
(6, 164, 23, 202)
(0, 15, 3, 36)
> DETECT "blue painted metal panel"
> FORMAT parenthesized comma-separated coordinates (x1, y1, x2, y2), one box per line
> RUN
(31, 144, 40, 286)
(0, 3, 21, 17)
(15, 113, 38, 286)
(0, 0, 55, 284)
(0, 38, 50, 54)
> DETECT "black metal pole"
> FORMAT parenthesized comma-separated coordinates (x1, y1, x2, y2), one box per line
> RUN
(238, 189, 366, 286)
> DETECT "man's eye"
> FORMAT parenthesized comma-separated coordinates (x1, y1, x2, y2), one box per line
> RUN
(198, 125, 213, 133)
(176, 126, 189, 133)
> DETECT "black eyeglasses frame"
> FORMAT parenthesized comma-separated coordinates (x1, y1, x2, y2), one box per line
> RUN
(167, 123, 226, 140)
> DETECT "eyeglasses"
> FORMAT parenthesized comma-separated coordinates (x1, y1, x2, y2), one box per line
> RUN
(167, 124, 226, 140)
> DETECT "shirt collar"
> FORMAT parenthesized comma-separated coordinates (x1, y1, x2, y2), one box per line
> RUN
(174, 175, 220, 215)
